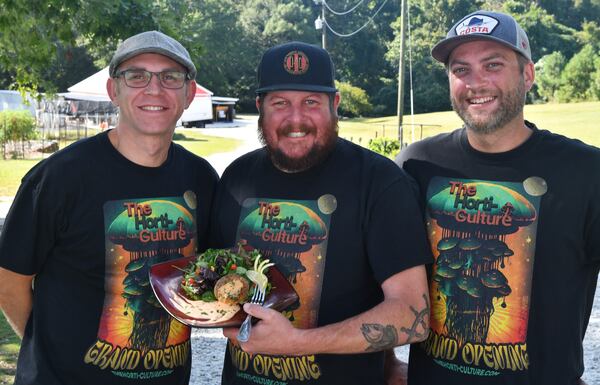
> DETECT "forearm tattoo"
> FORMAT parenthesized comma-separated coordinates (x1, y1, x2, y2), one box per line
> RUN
(400, 293, 430, 343)
(361, 323, 398, 352)
(361, 293, 430, 352)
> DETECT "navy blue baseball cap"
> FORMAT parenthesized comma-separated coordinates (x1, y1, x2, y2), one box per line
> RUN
(432, 10, 532, 64)
(256, 41, 337, 94)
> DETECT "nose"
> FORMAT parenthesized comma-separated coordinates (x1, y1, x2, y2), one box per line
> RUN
(465, 68, 489, 91)
(285, 104, 306, 127)
(144, 73, 163, 94)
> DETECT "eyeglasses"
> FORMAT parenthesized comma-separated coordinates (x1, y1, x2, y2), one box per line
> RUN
(114, 69, 189, 89)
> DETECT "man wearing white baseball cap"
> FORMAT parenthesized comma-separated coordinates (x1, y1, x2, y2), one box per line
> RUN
(391, 10, 599, 385)
(0, 30, 218, 384)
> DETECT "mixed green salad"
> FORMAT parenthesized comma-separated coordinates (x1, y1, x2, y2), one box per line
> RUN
(178, 245, 273, 304)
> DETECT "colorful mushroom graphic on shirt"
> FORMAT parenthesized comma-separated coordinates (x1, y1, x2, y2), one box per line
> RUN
(238, 201, 328, 284)
(107, 200, 195, 353)
(427, 181, 537, 345)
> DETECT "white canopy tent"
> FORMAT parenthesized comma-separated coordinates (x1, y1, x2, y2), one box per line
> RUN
(59, 67, 111, 102)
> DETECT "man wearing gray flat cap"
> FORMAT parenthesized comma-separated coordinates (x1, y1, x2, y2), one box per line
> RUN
(0, 30, 218, 384)
(388, 9, 599, 385)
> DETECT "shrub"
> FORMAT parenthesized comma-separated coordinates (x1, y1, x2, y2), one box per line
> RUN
(0, 110, 38, 159)
(368, 137, 400, 159)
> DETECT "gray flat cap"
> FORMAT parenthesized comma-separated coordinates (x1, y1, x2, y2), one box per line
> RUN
(109, 31, 196, 80)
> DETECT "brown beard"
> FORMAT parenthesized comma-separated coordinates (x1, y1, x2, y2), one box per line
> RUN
(257, 114, 339, 173)
(451, 75, 526, 135)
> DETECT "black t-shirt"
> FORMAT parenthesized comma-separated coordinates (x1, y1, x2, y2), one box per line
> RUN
(211, 138, 432, 385)
(396, 123, 600, 385)
(0, 131, 218, 385)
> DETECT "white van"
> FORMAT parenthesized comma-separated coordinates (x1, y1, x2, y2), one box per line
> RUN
(0, 90, 36, 116)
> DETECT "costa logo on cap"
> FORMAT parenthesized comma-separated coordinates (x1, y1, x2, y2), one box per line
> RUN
(283, 50, 309, 75)
(455, 15, 499, 36)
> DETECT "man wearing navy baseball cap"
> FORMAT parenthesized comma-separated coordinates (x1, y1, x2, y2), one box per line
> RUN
(393, 10, 599, 385)
(210, 41, 432, 385)
(0, 30, 218, 385)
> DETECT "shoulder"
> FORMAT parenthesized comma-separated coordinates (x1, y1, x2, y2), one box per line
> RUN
(221, 148, 266, 178)
(536, 129, 600, 165)
(171, 142, 219, 180)
(22, 134, 102, 182)
(336, 138, 416, 191)
(395, 130, 459, 167)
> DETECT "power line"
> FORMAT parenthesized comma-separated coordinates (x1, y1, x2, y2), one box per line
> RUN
(322, 0, 365, 16)
(321, 0, 391, 38)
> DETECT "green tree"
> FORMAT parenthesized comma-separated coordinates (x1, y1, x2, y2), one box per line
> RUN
(534, 52, 566, 102)
(387, 0, 482, 114)
(503, 1, 579, 61)
(0, 0, 201, 94)
(336, 81, 372, 117)
(591, 56, 600, 99)
(321, 0, 398, 101)
(557, 45, 600, 101)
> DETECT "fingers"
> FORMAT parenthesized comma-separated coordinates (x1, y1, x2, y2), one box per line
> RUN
(243, 303, 276, 319)
(222, 326, 239, 340)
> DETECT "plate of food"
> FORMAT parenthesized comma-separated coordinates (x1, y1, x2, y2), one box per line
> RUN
(149, 245, 298, 327)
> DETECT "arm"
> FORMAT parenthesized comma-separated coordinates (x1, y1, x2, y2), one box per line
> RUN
(223, 264, 430, 356)
(0, 267, 34, 338)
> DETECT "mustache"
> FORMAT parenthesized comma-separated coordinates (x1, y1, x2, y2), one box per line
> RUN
(280, 124, 315, 135)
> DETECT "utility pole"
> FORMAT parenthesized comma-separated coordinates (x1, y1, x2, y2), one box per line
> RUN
(314, 0, 327, 49)
(396, 0, 407, 147)
(321, 2, 327, 49)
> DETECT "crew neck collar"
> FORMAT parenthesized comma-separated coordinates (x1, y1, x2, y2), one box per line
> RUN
(459, 121, 541, 163)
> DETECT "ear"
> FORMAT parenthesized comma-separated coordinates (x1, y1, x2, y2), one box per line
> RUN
(185, 80, 197, 109)
(523, 61, 535, 91)
(255, 95, 261, 111)
(333, 92, 341, 111)
(106, 77, 118, 106)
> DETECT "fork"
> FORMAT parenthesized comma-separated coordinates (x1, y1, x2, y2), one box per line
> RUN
(237, 285, 266, 342)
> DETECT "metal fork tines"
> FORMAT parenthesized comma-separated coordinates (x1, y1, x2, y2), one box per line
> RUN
(237, 286, 266, 342)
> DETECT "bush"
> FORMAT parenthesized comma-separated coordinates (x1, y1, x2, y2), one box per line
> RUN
(368, 137, 400, 159)
(557, 46, 599, 102)
(0, 110, 38, 159)
(336, 81, 373, 118)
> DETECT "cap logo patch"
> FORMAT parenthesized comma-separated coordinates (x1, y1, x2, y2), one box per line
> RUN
(283, 50, 309, 75)
(455, 15, 499, 36)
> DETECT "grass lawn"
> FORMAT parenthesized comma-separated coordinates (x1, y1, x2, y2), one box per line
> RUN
(0, 315, 19, 384)
(0, 159, 40, 197)
(0, 129, 241, 197)
(338, 101, 600, 148)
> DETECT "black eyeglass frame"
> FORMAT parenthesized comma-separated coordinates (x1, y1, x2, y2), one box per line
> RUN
(113, 69, 191, 89)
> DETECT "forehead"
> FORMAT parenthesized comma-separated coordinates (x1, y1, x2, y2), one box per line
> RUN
(264, 90, 329, 101)
(117, 53, 186, 72)
(448, 40, 518, 64)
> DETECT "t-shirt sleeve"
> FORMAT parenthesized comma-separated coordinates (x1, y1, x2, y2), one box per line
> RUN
(366, 172, 433, 284)
(0, 164, 62, 275)
(586, 177, 600, 265)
